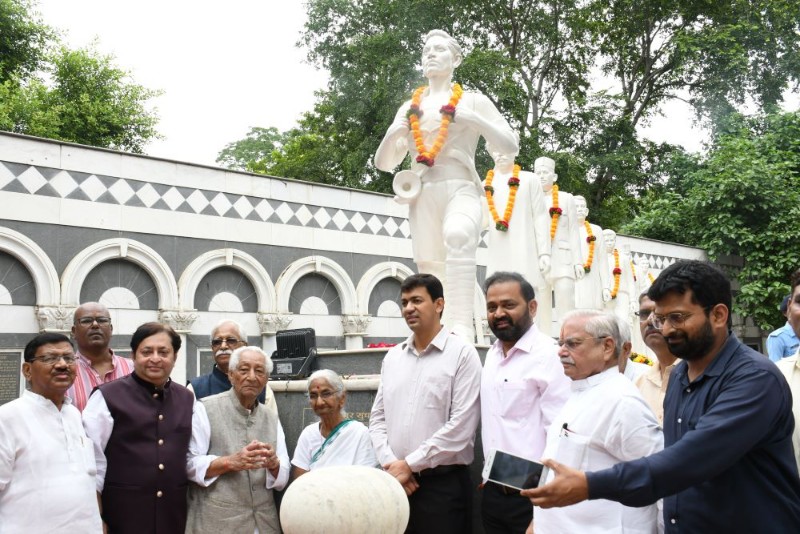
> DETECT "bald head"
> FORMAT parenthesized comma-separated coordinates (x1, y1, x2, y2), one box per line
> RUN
(72, 302, 113, 356)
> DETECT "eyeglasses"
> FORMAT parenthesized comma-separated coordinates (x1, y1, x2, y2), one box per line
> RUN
(306, 390, 336, 401)
(557, 336, 607, 352)
(76, 316, 111, 326)
(651, 312, 697, 330)
(634, 309, 653, 322)
(32, 354, 76, 365)
(211, 337, 242, 348)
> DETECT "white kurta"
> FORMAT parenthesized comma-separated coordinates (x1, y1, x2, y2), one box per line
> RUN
(484, 169, 551, 289)
(536, 368, 663, 534)
(0, 391, 102, 533)
(292, 420, 378, 471)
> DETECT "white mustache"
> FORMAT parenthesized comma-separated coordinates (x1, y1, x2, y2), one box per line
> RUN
(560, 357, 576, 365)
(215, 349, 233, 357)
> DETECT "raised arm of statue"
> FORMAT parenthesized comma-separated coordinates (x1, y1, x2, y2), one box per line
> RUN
(374, 103, 412, 172)
(457, 93, 518, 156)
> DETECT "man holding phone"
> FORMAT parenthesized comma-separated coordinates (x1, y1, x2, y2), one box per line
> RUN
(481, 272, 570, 533)
(524, 261, 800, 532)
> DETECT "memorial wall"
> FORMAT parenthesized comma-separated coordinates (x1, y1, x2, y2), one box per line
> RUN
(0, 131, 711, 405)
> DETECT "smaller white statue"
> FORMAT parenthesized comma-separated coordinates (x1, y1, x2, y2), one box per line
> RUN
(482, 144, 552, 331)
(574, 195, 611, 310)
(602, 230, 635, 323)
(537, 157, 584, 335)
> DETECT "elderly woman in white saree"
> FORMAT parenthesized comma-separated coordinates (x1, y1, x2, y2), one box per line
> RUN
(291, 370, 378, 478)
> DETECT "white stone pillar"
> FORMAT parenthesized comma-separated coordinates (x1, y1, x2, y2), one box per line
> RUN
(35, 305, 76, 333)
(341, 314, 371, 351)
(257, 312, 293, 356)
(158, 309, 198, 386)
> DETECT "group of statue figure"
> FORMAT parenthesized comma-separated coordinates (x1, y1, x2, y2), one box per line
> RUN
(375, 29, 656, 341)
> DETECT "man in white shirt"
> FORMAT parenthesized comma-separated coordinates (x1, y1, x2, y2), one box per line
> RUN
(529, 310, 663, 534)
(481, 271, 570, 533)
(0, 333, 102, 533)
(369, 273, 482, 534)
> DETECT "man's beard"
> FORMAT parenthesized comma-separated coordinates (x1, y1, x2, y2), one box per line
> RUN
(665, 319, 715, 361)
(490, 309, 532, 343)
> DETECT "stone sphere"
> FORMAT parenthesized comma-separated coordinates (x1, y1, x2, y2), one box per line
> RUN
(280, 466, 409, 534)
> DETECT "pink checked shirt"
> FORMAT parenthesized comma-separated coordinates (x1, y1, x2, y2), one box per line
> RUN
(67, 350, 134, 412)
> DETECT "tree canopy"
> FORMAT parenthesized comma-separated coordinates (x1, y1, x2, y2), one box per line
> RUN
(218, 0, 800, 230)
(0, 0, 161, 153)
(623, 110, 800, 331)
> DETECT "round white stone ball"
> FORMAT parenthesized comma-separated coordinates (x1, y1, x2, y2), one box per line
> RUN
(280, 466, 409, 534)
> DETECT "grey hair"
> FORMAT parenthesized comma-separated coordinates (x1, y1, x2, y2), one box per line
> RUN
(423, 29, 463, 60)
(228, 346, 273, 374)
(562, 309, 622, 359)
(211, 319, 246, 342)
(307, 369, 347, 417)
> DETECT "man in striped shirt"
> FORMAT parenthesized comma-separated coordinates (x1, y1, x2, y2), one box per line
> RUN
(66, 302, 133, 411)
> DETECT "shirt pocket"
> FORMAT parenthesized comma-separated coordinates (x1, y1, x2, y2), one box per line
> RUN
(498, 380, 535, 419)
(424, 376, 451, 409)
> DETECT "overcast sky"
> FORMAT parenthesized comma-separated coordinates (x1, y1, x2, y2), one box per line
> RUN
(37, 0, 328, 166)
(37, 1, 798, 168)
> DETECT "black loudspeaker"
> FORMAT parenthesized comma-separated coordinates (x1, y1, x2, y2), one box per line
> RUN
(271, 328, 317, 380)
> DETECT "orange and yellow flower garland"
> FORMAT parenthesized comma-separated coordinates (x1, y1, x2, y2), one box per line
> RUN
(549, 185, 562, 240)
(648, 272, 655, 284)
(408, 83, 464, 167)
(484, 164, 521, 231)
(610, 248, 621, 299)
(583, 221, 596, 273)
(631, 260, 637, 282)
(630, 353, 654, 366)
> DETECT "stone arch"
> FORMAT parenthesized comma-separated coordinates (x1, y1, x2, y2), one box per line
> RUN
(61, 238, 178, 309)
(275, 256, 357, 315)
(0, 226, 60, 305)
(178, 248, 276, 312)
(356, 262, 415, 316)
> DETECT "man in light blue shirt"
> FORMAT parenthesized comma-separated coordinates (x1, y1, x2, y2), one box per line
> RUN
(767, 295, 799, 361)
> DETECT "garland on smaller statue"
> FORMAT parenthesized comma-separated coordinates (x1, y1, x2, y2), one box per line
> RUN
(408, 84, 463, 167)
(484, 164, 521, 231)
(631, 260, 637, 282)
(648, 272, 655, 284)
(610, 248, 621, 299)
(549, 185, 562, 240)
(630, 353, 654, 366)
(583, 221, 596, 273)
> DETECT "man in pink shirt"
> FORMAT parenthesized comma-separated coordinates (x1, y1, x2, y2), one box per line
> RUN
(66, 302, 132, 411)
(481, 271, 570, 533)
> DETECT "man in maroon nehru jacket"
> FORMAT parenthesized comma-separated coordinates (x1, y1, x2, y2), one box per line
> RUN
(83, 322, 195, 533)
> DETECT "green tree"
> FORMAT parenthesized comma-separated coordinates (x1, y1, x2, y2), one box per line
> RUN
(623, 110, 800, 331)
(0, 0, 52, 83)
(0, 45, 161, 153)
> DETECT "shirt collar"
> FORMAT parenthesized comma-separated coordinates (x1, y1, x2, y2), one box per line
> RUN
(490, 323, 545, 359)
(22, 389, 72, 410)
(131, 370, 172, 395)
(570, 366, 618, 391)
(402, 325, 448, 356)
(76, 348, 116, 367)
(675, 331, 738, 384)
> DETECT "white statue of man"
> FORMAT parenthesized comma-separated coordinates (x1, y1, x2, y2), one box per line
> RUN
(482, 145, 551, 331)
(574, 195, 611, 310)
(635, 256, 653, 294)
(602, 230, 635, 323)
(374, 29, 518, 340)
(537, 157, 585, 335)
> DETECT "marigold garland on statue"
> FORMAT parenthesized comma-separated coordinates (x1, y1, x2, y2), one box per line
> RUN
(610, 248, 621, 299)
(549, 185, 562, 240)
(407, 83, 464, 167)
(631, 260, 637, 282)
(630, 353, 654, 366)
(484, 164, 521, 231)
(583, 221, 596, 273)
(648, 272, 655, 284)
